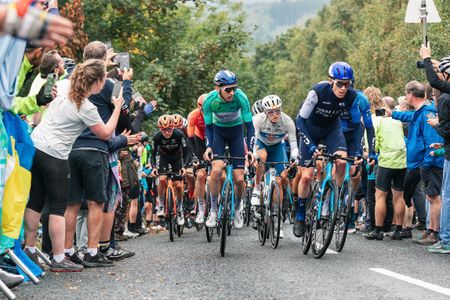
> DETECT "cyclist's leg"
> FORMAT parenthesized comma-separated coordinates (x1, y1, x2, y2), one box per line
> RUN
(194, 136, 207, 222)
(324, 123, 347, 186)
(228, 126, 246, 228)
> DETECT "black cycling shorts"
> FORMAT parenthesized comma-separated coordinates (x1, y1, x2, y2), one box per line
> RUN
(375, 166, 406, 192)
(193, 135, 207, 161)
(420, 166, 443, 197)
(28, 149, 70, 217)
(158, 155, 183, 181)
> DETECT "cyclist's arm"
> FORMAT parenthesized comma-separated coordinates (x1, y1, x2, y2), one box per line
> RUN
(285, 116, 299, 160)
(185, 111, 197, 156)
(180, 133, 192, 167)
(252, 114, 262, 142)
(358, 94, 376, 156)
(203, 95, 213, 147)
(240, 91, 255, 151)
(295, 90, 318, 153)
(350, 100, 363, 156)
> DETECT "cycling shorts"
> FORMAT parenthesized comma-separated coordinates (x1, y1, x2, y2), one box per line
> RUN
(212, 124, 245, 169)
(299, 120, 346, 167)
(193, 135, 207, 162)
(158, 156, 183, 181)
(256, 139, 287, 176)
(375, 166, 406, 192)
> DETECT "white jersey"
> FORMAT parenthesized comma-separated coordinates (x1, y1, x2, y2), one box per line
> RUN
(252, 112, 299, 160)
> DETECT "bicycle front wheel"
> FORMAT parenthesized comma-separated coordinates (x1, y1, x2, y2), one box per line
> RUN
(334, 180, 352, 252)
(167, 188, 175, 242)
(269, 182, 282, 249)
(220, 183, 231, 257)
(302, 183, 318, 255)
(311, 180, 338, 259)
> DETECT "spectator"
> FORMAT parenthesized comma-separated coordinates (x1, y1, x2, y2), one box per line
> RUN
(363, 86, 406, 241)
(420, 44, 450, 94)
(382, 96, 395, 110)
(387, 81, 444, 244)
(24, 59, 123, 272)
(427, 56, 450, 253)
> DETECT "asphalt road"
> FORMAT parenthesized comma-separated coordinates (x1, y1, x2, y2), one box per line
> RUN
(13, 224, 450, 299)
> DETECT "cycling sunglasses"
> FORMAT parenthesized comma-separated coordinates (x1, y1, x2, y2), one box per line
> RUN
(333, 80, 350, 89)
(266, 109, 281, 115)
(221, 86, 238, 93)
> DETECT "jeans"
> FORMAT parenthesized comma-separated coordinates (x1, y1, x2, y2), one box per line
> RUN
(440, 160, 450, 243)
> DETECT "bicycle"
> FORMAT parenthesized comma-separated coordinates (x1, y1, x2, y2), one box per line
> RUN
(282, 166, 297, 224)
(211, 154, 246, 257)
(244, 165, 256, 227)
(334, 156, 361, 252)
(256, 160, 292, 249)
(302, 146, 339, 259)
(160, 169, 184, 242)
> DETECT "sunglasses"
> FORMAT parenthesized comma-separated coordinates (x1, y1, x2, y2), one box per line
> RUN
(266, 109, 281, 115)
(333, 80, 350, 89)
(160, 128, 173, 132)
(221, 86, 237, 93)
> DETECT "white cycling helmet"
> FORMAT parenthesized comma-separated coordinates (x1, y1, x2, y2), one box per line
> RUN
(252, 100, 264, 115)
(262, 95, 282, 111)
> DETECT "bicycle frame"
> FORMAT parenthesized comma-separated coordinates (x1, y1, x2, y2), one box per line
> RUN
(218, 163, 235, 221)
(316, 159, 336, 218)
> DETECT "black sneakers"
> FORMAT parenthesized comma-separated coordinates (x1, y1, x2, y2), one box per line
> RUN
(363, 230, 384, 240)
(82, 252, 114, 268)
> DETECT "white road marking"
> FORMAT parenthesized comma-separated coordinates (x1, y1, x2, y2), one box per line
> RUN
(370, 268, 450, 296)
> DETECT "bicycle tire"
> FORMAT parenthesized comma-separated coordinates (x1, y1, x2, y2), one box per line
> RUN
(257, 187, 267, 246)
(167, 188, 174, 242)
(270, 182, 282, 249)
(245, 188, 252, 227)
(220, 183, 231, 257)
(204, 183, 214, 242)
(312, 180, 338, 259)
(334, 181, 352, 252)
(302, 182, 318, 255)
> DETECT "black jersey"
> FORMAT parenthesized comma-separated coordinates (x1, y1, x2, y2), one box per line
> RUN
(151, 129, 191, 167)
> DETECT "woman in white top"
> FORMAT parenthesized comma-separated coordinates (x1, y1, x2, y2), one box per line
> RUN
(24, 59, 124, 272)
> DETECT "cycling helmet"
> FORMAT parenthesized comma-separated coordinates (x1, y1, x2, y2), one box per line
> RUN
(328, 62, 354, 80)
(172, 114, 183, 128)
(262, 95, 282, 111)
(214, 70, 238, 87)
(197, 94, 207, 109)
(252, 100, 264, 115)
(63, 57, 76, 74)
(438, 56, 450, 75)
(157, 114, 173, 129)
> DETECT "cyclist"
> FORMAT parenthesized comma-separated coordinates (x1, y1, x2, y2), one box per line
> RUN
(294, 62, 360, 238)
(252, 99, 264, 115)
(251, 95, 298, 238)
(172, 113, 196, 216)
(203, 70, 255, 229)
(187, 94, 208, 224)
(152, 115, 191, 226)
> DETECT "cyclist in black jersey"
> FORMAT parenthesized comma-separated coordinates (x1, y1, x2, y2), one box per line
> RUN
(151, 115, 192, 226)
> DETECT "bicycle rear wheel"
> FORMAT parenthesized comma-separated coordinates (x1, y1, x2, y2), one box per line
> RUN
(167, 189, 175, 242)
(220, 183, 231, 257)
(257, 189, 267, 245)
(245, 187, 252, 227)
(312, 180, 338, 259)
(334, 180, 352, 252)
(302, 183, 318, 255)
(205, 186, 214, 242)
(270, 182, 282, 249)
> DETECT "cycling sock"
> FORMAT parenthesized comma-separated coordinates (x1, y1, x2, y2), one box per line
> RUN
(235, 196, 242, 210)
(99, 240, 110, 253)
(197, 198, 205, 211)
(210, 194, 219, 213)
(64, 247, 75, 256)
(295, 198, 306, 221)
(253, 185, 261, 193)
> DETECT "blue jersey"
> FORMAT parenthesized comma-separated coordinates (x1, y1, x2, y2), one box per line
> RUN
(296, 82, 358, 153)
(340, 91, 375, 156)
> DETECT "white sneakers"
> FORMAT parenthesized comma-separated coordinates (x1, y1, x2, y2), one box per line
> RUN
(195, 210, 205, 224)
(206, 212, 217, 227)
(177, 214, 185, 226)
(279, 224, 284, 239)
(156, 207, 166, 218)
(251, 191, 261, 206)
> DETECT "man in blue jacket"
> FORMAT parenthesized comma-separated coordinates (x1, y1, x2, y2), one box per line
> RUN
(386, 81, 444, 244)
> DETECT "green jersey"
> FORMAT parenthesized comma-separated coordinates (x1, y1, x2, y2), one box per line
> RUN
(203, 89, 253, 127)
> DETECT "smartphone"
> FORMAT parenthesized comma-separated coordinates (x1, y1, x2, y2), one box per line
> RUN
(426, 112, 437, 119)
(104, 41, 112, 49)
(132, 92, 144, 102)
(112, 81, 123, 99)
(375, 108, 385, 117)
(44, 73, 57, 99)
(113, 52, 130, 70)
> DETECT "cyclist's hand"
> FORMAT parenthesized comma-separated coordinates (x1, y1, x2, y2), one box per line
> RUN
(180, 168, 186, 177)
(311, 146, 321, 158)
(192, 157, 200, 168)
(151, 169, 158, 177)
(430, 143, 443, 149)
(246, 152, 255, 165)
(203, 148, 213, 161)
(355, 155, 363, 165)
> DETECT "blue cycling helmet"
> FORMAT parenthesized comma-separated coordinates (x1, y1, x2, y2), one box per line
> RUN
(214, 70, 238, 86)
(328, 62, 354, 80)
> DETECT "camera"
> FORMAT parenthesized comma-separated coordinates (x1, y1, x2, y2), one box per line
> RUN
(113, 52, 130, 70)
(375, 108, 385, 117)
(416, 60, 425, 69)
(44, 73, 57, 100)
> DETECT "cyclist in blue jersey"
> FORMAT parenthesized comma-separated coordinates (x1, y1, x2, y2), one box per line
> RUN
(203, 70, 255, 229)
(293, 62, 360, 238)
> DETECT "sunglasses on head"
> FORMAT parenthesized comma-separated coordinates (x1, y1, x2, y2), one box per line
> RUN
(333, 80, 350, 89)
(221, 86, 237, 93)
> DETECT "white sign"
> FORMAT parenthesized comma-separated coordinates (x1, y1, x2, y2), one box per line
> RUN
(405, 0, 441, 23)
